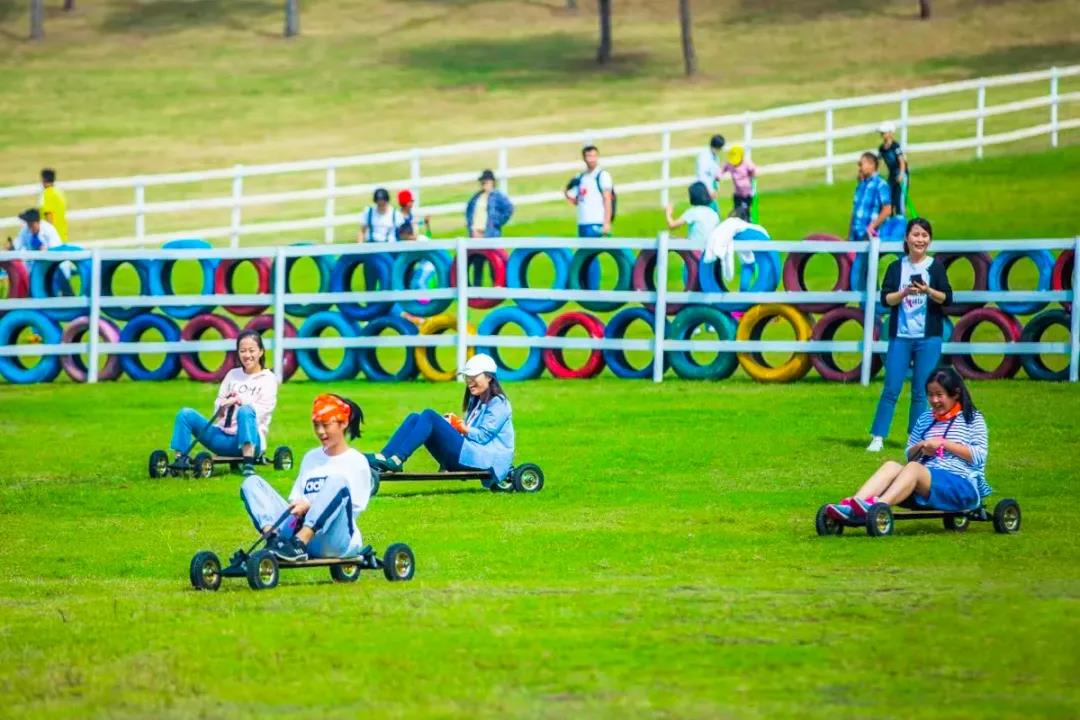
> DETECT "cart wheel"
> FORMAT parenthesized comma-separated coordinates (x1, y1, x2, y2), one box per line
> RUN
(274, 446, 294, 471)
(192, 452, 215, 479)
(189, 550, 222, 591)
(992, 498, 1021, 534)
(511, 463, 545, 493)
(330, 562, 361, 583)
(369, 470, 380, 498)
(865, 503, 894, 537)
(246, 550, 279, 590)
(943, 514, 970, 532)
(815, 504, 844, 536)
(148, 450, 169, 479)
(382, 543, 415, 582)
(490, 474, 514, 493)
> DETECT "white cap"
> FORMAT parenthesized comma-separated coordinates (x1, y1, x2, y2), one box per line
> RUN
(458, 353, 498, 378)
(878, 121, 897, 134)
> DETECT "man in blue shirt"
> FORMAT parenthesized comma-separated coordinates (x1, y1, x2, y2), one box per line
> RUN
(849, 152, 892, 241)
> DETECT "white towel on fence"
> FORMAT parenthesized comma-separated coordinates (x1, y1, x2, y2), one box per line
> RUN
(703, 217, 768, 283)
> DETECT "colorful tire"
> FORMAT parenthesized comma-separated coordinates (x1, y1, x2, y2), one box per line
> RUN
(475, 307, 546, 381)
(736, 303, 813, 382)
(987, 249, 1055, 316)
(215, 257, 272, 316)
(296, 311, 360, 382)
(1, 260, 30, 299)
(1020, 309, 1071, 381)
(698, 231, 780, 311)
(781, 237, 853, 314)
(28, 244, 91, 322)
(666, 305, 738, 380)
(60, 316, 122, 382)
(415, 314, 475, 382)
(0, 310, 62, 384)
(542, 311, 605, 379)
(359, 315, 419, 382)
(1051, 250, 1073, 311)
(284, 244, 335, 318)
(180, 313, 240, 382)
(950, 308, 1022, 380)
(633, 250, 700, 314)
(568, 248, 635, 312)
(391, 250, 453, 317)
(152, 239, 218, 320)
(243, 315, 299, 382)
(935, 252, 991, 316)
(810, 307, 882, 382)
(329, 252, 393, 322)
(100, 259, 156, 322)
(450, 249, 509, 310)
(602, 307, 655, 379)
(118, 313, 182, 381)
(506, 248, 573, 314)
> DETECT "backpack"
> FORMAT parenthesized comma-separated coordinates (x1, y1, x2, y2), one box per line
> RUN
(578, 169, 617, 222)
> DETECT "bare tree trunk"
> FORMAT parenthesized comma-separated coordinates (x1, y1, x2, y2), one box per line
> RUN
(596, 0, 612, 64)
(63, 0, 74, 11)
(29, 0, 44, 40)
(679, 0, 697, 76)
(566, 0, 577, 9)
(918, 0, 931, 19)
(284, 0, 299, 37)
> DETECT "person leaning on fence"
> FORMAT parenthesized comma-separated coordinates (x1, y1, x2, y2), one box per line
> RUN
(694, 134, 726, 210)
(565, 145, 614, 238)
(666, 181, 720, 247)
(867, 217, 953, 453)
(720, 144, 757, 221)
(877, 122, 908, 217)
(358, 188, 402, 243)
(39, 168, 68, 243)
(465, 169, 514, 238)
(848, 152, 892, 242)
(13, 208, 62, 254)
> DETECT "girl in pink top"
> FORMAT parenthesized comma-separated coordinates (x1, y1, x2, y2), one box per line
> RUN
(721, 145, 757, 221)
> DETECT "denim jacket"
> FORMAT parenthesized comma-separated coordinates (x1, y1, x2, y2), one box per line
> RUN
(458, 394, 515, 480)
(464, 191, 514, 238)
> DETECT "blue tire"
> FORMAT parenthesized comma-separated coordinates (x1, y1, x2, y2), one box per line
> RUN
(100, 259, 156, 321)
(665, 305, 738, 380)
(118, 313, 182, 381)
(476, 307, 546, 381)
(150, 239, 218, 320)
(296, 311, 360, 381)
(0, 310, 62, 384)
(698, 231, 780, 311)
(358, 315, 419, 382)
(1020, 309, 1070, 381)
(506, 248, 573, 314)
(284, 244, 335, 318)
(988, 249, 1055, 316)
(568, 248, 635, 312)
(602, 307, 654, 379)
(28, 244, 92, 322)
(390, 250, 453, 317)
(330, 253, 393, 322)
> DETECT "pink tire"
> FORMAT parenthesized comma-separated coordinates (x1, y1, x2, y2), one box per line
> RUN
(810, 307, 882, 382)
(243, 315, 299, 381)
(950, 308, 1022, 380)
(60, 316, 122, 382)
(215, 257, 272, 316)
(781, 235, 853, 314)
(633, 250, 701, 314)
(180, 313, 240, 382)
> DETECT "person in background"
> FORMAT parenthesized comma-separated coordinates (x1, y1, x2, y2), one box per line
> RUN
(848, 152, 892, 242)
(720, 145, 757, 221)
(694, 134, 726, 209)
(358, 188, 402, 243)
(398, 189, 431, 238)
(877, 122, 908, 217)
(465, 169, 514, 238)
(13, 209, 61, 253)
(665, 181, 719, 246)
(39, 168, 68, 243)
(565, 145, 614, 238)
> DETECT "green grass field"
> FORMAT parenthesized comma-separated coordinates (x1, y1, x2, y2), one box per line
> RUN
(1, 378, 1078, 718)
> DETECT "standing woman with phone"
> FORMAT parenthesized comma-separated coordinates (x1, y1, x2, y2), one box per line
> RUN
(867, 217, 953, 452)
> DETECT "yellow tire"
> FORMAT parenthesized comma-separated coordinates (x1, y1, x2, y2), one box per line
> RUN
(415, 314, 476, 382)
(736, 303, 813, 382)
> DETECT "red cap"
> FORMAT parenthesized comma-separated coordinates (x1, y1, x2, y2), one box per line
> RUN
(397, 189, 414, 206)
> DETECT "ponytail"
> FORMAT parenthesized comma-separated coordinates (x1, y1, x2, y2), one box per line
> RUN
(926, 367, 976, 423)
(328, 394, 364, 439)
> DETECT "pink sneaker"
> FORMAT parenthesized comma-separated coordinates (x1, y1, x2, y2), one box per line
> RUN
(848, 496, 879, 518)
(825, 503, 853, 522)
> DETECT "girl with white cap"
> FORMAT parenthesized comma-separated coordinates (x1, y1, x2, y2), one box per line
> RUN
(367, 353, 515, 485)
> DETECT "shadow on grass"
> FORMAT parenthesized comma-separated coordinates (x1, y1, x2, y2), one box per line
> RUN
(100, 0, 276, 35)
(381, 487, 490, 498)
(728, 0, 886, 24)
(916, 42, 1080, 77)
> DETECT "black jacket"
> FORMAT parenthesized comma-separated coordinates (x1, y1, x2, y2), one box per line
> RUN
(879, 256, 953, 339)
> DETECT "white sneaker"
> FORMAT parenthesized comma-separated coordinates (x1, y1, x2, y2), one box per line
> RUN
(866, 436, 884, 452)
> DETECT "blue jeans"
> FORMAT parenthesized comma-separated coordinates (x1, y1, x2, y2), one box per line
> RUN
(382, 408, 475, 471)
(870, 336, 943, 438)
(171, 406, 261, 457)
(240, 474, 362, 557)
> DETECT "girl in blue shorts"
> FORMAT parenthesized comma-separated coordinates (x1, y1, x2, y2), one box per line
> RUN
(826, 367, 990, 521)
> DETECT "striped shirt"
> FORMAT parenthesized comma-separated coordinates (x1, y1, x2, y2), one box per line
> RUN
(907, 410, 992, 497)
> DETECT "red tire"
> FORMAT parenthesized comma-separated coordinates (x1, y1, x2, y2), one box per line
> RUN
(936, 252, 991, 316)
(1052, 250, 1073, 311)
(180, 313, 240, 382)
(950, 308, 1022, 380)
(60, 316, 122, 382)
(243, 315, 299, 381)
(1, 260, 29, 299)
(810, 307, 882, 382)
(633, 249, 700, 314)
(781, 236, 853, 313)
(215, 257, 272, 316)
(542, 311, 605, 379)
(450, 249, 509, 309)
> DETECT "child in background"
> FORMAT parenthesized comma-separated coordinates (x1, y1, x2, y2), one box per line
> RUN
(878, 122, 908, 217)
(397, 189, 431, 239)
(720, 145, 757, 221)
(665, 181, 720, 245)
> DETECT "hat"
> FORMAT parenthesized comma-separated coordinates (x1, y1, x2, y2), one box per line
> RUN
(726, 145, 744, 166)
(397, 189, 414, 206)
(478, 169, 496, 182)
(878, 121, 897, 134)
(18, 208, 40, 224)
(458, 353, 497, 378)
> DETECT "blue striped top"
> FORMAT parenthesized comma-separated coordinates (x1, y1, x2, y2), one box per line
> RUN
(907, 409, 992, 497)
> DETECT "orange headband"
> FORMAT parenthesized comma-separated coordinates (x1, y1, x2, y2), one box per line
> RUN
(312, 394, 350, 424)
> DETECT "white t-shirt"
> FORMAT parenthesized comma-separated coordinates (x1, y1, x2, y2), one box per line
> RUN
(215, 367, 278, 449)
(695, 149, 721, 188)
(680, 206, 720, 247)
(571, 168, 614, 226)
(363, 206, 401, 243)
(14, 219, 62, 251)
(897, 256, 934, 339)
(288, 447, 372, 545)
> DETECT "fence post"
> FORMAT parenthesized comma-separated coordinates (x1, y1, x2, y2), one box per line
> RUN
(1050, 66, 1060, 148)
(410, 150, 422, 207)
(1070, 235, 1079, 382)
(87, 249, 102, 384)
(134, 179, 146, 247)
(976, 80, 986, 160)
(324, 164, 336, 244)
(652, 232, 669, 383)
(455, 237, 469, 377)
(230, 164, 244, 249)
(742, 113, 754, 158)
(825, 105, 835, 185)
(273, 246, 287, 383)
(859, 233, 881, 386)
(900, 91, 910, 148)
(497, 145, 509, 195)
(660, 130, 671, 207)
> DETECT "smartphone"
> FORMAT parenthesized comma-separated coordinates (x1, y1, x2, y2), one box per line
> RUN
(910, 273, 924, 285)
